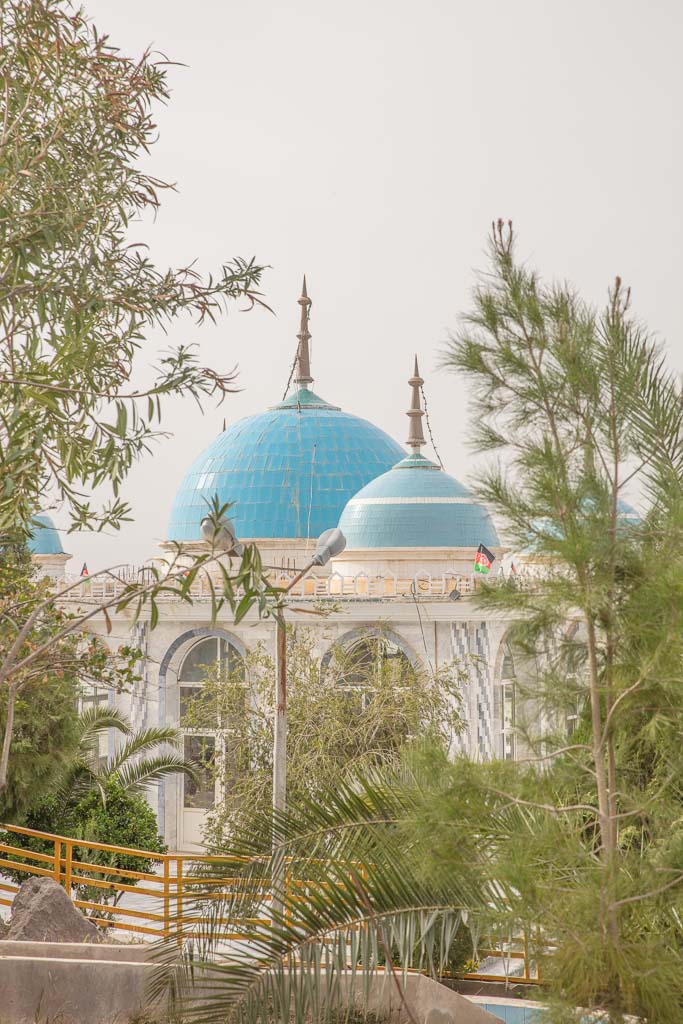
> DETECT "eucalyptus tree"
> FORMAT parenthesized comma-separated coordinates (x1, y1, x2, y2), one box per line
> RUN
(0, 0, 266, 537)
(0, 1, 277, 799)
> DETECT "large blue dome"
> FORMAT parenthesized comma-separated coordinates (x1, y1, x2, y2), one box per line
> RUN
(168, 388, 406, 541)
(338, 453, 499, 549)
(28, 514, 64, 555)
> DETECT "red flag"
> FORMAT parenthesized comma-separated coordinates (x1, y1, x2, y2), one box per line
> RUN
(80, 562, 89, 577)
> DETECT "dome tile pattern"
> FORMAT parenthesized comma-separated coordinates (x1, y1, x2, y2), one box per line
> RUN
(168, 389, 406, 541)
(28, 514, 64, 555)
(339, 454, 499, 549)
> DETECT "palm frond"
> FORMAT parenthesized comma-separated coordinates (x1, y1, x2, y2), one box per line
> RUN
(109, 753, 199, 793)
(76, 705, 133, 745)
(149, 759, 520, 1024)
(103, 727, 182, 777)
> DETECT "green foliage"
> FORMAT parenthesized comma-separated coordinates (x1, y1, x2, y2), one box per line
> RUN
(4, 780, 165, 907)
(151, 227, 683, 1024)
(68, 780, 166, 905)
(438, 222, 683, 1021)
(60, 704, 198, 807)
(0, 668, 80, 820)
(0, 542, 138, 819)
(0, 707, 190, 906)
(0, 0, 265, 537)
(0, 0, 279, 808)
(150, 760, 489, 1024)
(181, 627, 462, 847)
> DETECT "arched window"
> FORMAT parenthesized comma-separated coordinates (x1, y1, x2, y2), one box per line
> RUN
(178, 636, 244, 811)
(327, 634, 413, 716)
(499, 642, 516, 760)
(334, 635, 415, 702)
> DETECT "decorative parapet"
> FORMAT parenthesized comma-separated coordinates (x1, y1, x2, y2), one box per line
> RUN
(55, 567, 542, 603)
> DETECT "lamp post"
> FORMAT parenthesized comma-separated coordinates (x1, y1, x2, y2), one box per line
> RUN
(200, 516, 346, 832)
(272, 527, 346, 821)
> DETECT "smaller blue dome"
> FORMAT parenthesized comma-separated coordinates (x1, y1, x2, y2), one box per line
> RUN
(521, 500, 641, 554)
(338, 453, 499, 549)
(28, 515, 64, 555)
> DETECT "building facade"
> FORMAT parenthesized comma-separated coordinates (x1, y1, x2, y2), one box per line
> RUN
(35, 281, 524, 852)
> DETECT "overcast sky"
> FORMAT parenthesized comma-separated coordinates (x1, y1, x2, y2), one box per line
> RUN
(65, 0, 683, 570)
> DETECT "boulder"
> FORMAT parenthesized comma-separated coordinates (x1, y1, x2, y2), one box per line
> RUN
(6, 876, 102, 943)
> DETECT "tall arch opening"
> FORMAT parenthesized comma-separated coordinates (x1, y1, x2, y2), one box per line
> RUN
(178, 635, 245, 819)
(498, 641, 516, 760)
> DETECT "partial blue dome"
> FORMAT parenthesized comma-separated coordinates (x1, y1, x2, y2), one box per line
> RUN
(338, 453, 499, 549)
(168, 388, 406, 541)
(28, 515, 64, 555)
(522, 499, 641, 553)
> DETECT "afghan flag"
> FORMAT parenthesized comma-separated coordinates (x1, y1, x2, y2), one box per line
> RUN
(474, 543, 495, 575)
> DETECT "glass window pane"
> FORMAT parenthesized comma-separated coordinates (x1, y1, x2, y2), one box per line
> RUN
(183, 735, 215, 809)
(179, 638, 219, 682)
(81, 684, 109, 706)
(503, 684, 515, 730)
(343, 640, 376, 686)
(220, 639, 245, 681)
(180, 685, 203, 726)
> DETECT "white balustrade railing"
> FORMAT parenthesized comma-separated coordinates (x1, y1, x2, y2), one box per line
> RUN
(53, 566, 541, 604)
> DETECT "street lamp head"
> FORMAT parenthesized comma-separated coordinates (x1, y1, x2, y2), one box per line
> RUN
(311, 527, 346, 566)
(200, 515, 244, 556)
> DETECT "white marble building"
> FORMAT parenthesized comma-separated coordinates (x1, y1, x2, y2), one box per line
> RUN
(34, 283, 524, 851)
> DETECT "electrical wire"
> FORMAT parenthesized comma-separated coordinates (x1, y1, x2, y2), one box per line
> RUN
(410, 581, 436, 679)
(281, 351, 298, 402)
(420, 383, 445, 470)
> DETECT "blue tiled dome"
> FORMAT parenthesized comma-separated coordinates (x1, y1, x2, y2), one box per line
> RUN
(522, 500, 641, 552)
(168, 388, 406, 541)
(338, 453, 499, 549)
(28, 514, 64, 555)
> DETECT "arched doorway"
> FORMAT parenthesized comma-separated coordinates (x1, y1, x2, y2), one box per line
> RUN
(177, 635, 244, 847)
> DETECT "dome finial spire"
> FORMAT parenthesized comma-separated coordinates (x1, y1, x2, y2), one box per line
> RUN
(295, 275, 313, 388)
(407, 355, 426, 452)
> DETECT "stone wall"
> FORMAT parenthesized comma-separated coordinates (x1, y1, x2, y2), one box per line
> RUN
(0, 941, 499, 1024)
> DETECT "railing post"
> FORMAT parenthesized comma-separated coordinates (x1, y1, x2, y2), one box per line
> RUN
(54, 839, 61, 883)
(64, 840, 72, 896)
(284, 859, 292, 932)
(176, 857, 183, 948)
(163, 856, 170, 939)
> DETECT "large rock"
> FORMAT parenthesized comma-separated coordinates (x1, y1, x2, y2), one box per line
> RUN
(6, 876, 102, 943)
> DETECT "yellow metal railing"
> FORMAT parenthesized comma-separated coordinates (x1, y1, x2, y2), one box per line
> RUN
(0, 823, 543, 983)
(0, 822, 266, 940)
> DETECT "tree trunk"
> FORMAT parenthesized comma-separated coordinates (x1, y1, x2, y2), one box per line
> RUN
(585, 616, 620, 948)
(0, 683, 18, 797)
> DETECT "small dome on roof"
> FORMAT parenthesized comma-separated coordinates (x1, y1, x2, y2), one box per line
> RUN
(28, 515, 64, 555)
(338, 358, 498, 551)
(339, 453, 499, 549)
(520, 500, 641, 555)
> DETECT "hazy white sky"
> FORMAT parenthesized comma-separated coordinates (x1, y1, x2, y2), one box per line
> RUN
(66, 0, 683, 569)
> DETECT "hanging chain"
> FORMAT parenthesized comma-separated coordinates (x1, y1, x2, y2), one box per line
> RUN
(281, 352, 297, 402)
(420, 383, 445, 470)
